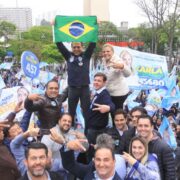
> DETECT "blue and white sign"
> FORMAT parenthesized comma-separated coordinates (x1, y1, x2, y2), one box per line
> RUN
(21, 51, 40, 79)
(113, 47, 168, 90)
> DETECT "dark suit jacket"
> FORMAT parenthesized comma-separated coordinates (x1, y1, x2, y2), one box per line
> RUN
(61, 150, 122, 180)
(19, 171, 63, 180)
(106, 127, 123, 154)
(119, 126, 136, 154)
(87, 89, 115, 130)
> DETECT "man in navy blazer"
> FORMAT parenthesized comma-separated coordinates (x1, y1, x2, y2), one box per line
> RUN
(50, 133, 122, 180)
(86, 72, 115, 160)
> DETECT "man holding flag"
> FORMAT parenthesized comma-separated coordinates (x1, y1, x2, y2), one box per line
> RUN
(54, 15, 98, 129)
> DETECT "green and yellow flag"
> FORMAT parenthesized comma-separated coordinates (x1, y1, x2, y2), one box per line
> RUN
(54, 15, 98, 42)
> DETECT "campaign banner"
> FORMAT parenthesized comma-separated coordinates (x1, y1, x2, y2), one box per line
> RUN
(54, 15, 98, 42)
(0, 86, 29, 122)
(21, 51, 40, 79)
(111, 47, 168, 90)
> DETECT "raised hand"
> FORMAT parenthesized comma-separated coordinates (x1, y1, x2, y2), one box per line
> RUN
(108, 60, 124, 69)
(50, 128, 65, 145)
(122, 151, 137, 166)
(27, 94, 45, 101)
(93, 103, 110, 113)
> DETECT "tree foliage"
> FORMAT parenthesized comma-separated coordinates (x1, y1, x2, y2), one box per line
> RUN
(41, 44, 64, 63)
(135, 0, 179, 63)
(0, 21, 16, 41)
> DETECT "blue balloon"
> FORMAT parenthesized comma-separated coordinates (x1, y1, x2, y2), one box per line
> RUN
(69, 22, 84, 37)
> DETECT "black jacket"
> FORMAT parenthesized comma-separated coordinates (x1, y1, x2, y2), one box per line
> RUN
(24, 92, 67, 129)
(61, 150, 122, 180)
(19, 171, 63, 180)
(148, 137, 175, 180)
(106, 127, 125, 154)
(56, 42, 96, 86)
(119, 127, 162, 154)
(119, 126, 136, 154)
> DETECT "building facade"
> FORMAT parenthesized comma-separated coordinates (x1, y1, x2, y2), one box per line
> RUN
(83, 0, 110, 21)
(0, 8, 32, 31)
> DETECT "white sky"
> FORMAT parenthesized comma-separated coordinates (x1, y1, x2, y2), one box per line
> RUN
(0, 0, 148, 27)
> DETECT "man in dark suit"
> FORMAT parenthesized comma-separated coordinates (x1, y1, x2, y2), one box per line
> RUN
(119, 106, 147, 153)
(56, 42, 96, 127)
(106, 109, 129, 154)
(19, 142, 63, 180)
(49, 131, 122, 180)
(86, 72, 115, 160)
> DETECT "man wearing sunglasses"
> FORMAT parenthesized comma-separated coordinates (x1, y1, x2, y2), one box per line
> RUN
(56, 41, 96, 129)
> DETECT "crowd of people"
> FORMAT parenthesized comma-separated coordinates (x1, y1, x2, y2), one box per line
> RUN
(0, 40, 179, 180)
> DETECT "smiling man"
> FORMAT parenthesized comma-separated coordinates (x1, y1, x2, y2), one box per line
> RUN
(137, 114, 175, 180)
(19, 142, 63, 180)
(56, 41, 96, 128)
(86, 72, 115, 161)
(60, 134, 122, 180)
(106, 109, 129, 153)
(24, 80, 67, 129)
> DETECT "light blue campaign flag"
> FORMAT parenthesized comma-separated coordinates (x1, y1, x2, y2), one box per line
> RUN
(76, 104, 85, 129)
(159, 116, 177, 149)
(39, 61, 49, 68)
(126, 90, 141, 110)
(161, 74, 180, 110)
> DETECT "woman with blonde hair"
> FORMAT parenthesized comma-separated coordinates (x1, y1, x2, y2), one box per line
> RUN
(102, 44, 131, 110)
(122, 136, 161, 180)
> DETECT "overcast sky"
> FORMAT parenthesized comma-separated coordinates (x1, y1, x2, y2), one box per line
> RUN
(0, 0, 148, 27)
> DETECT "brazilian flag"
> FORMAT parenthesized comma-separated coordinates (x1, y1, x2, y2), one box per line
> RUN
(54, 15, 98, 42)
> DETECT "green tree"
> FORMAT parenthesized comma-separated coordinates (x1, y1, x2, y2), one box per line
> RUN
(0, 21, 16, 42)
(41, 44, 64, 63)
(22, 26, 52, 44)
(128, 23, 152, 51)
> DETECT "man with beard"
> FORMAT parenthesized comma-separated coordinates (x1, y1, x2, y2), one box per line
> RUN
(41, 113, 87, 178)
(19, 142, 63, 180)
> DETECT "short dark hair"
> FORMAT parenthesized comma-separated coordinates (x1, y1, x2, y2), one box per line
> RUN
(58, 113, 72, 122)
(3, 122, 20, 138)
(25, 142, 48, 159)
(130, 106, 147, 116)
(137, 114, 153, 126)
(45, 79, 59, 89)
(114, 109, 127, 119)
(94, 72, 107, 82)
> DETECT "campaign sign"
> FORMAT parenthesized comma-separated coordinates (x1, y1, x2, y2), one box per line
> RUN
(21, 51, 40, 79)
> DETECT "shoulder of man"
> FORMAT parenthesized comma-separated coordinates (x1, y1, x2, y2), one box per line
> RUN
(49, 171, 64, 180)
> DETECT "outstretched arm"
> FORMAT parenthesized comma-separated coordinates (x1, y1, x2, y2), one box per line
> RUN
(56, 42, 71, 60)
(24, 94, 44, 112)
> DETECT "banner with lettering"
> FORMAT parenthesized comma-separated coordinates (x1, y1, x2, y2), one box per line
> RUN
(21, 51, 40, 79)
(0, 86, 29, 122)
(111, 47, 168, 90)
